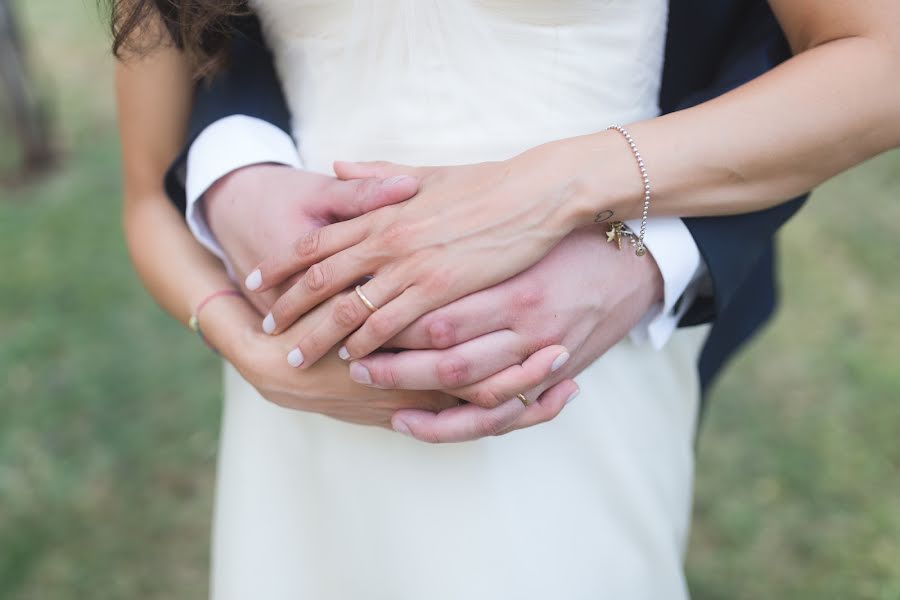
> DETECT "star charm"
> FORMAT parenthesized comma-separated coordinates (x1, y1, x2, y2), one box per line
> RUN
(606, 227, 619, 244)
(606, 222, 624, 250)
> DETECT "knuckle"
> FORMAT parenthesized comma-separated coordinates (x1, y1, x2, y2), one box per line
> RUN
(471, 387, 506, 409)
(480, 413, 509, 438)
(302, 331, 325, 356)
(513, 285, 545, 313)
(435, 354, 470, 388)
(378, 222, 411, 249)
(354, 177, 380, 199)
(427, 317, 456, 349)
(368, 312, 396, 340)
(293, 229, 321, 260)
(332, 297, 360, 328)
(376, 364, 401, 389)
(305, 263, 330, 292)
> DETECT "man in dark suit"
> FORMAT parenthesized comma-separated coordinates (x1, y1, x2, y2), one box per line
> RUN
(165, 0, 807, 442)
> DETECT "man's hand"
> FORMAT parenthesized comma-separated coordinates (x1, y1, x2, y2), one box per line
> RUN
(343, 227, 665, 443)
(203, 164, 418, 314)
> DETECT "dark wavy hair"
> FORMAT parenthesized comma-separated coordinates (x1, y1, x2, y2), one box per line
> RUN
(107, 0, 247, 79)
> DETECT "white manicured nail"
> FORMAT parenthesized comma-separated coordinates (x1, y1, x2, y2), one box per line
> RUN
(287, 348, 304, 368)
(245, 269, 262, 291)
(383, 175, 411, 186)
(262, 313, 276, 335)
(350, 362, 373, 385)
(551, 352, 570, 373)
(566, 389, 580, 405)
(338, 346, 350, 361)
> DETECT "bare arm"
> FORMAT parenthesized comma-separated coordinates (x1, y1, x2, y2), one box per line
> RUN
(116, 31, 243, 332)
(564, 0, 900, 220)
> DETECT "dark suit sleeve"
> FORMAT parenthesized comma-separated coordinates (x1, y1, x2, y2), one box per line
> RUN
(663, 3, 809, 327)
(163, 14, 292, 214)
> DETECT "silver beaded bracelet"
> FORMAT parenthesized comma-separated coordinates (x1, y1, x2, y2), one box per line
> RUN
(604, 125, 651, 257)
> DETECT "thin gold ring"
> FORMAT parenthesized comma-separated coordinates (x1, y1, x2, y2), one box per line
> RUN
(355, 285, 379, 312)
(516, 393, 532, 407)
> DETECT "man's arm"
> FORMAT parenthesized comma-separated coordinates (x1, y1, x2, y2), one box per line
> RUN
(163, 13, 294, 214)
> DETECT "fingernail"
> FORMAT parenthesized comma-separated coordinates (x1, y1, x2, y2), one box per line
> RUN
(566, 389, 580, 405)
(338, 346, 350, 361)
(393, 419, 413, 437)
(349, 362, 373, 385)
(551, 351, 570, 373)
(287, 348, 304, 368)
(245, 269, 262, 291)
(262, 313, 276, 335)
(383, 175, 411, 186)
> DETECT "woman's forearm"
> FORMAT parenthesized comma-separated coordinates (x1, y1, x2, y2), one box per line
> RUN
(113, 20, 257, 359)
(123, 192, 257, 355)
(542, 14, 900, 225)
(124, 193, 230, 322)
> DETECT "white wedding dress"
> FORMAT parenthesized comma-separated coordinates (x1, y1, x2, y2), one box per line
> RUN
(213, 1, 706, 598)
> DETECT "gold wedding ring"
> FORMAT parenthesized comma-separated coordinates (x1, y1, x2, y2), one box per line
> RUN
(355, 285, 379, 312)
(516, 393, 532, 407)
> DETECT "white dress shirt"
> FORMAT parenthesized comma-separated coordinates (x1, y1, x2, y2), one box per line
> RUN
(185, 115, 705, 349)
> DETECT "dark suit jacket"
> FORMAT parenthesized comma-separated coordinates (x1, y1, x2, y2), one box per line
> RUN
(164, 0, 809, 398)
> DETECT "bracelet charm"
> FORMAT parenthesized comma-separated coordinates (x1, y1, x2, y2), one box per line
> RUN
(606, 221, 643, 254)
(606, 125, 652, 257)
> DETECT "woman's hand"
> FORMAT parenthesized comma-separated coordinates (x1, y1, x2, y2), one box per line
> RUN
(204, 292, 459, 428)
(248, 150, 597, 369)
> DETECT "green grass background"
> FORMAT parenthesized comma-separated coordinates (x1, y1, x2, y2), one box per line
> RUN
(1, 2, 898, 598)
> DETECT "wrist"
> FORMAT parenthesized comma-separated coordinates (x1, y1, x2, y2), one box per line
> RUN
(205, 164, 264, 236)
(527, 131, 649, 230)
(577, 226, 664, 308)
(194, 295, 260, 362)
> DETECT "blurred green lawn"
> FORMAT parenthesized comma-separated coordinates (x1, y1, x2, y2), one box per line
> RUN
(1, 2, 898, 598)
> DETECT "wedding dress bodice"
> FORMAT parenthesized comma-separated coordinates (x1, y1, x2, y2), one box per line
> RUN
(213, 5, 708, 598)
(250, 0, 669, 172)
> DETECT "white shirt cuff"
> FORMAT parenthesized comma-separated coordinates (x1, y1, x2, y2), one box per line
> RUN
(625, 217, 705, 349)
(185, 115, 302, 272)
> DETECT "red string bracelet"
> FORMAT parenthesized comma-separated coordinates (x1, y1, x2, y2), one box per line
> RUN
(188, 289, 243, 352)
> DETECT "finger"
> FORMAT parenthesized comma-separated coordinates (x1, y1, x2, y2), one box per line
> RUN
(245, 218, 369, 293)
(391, 398, 526, 444)
(285, 278, 401, 368)
(391, 366, 576, 444)
(497, 380, 580, 436)
(264, 249, 381, 335)
(326, 175, 419, 221)
(450, 344, 570, 409)
(339, 286, 436, 360)
(333, 160, 424, 181)
(349, 330, 528, 390)
(386, 287, 513, 350)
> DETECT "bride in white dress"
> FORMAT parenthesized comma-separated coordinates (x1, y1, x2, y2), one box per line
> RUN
(215, 2, 702, 598)
(112, 0, 900, 598)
